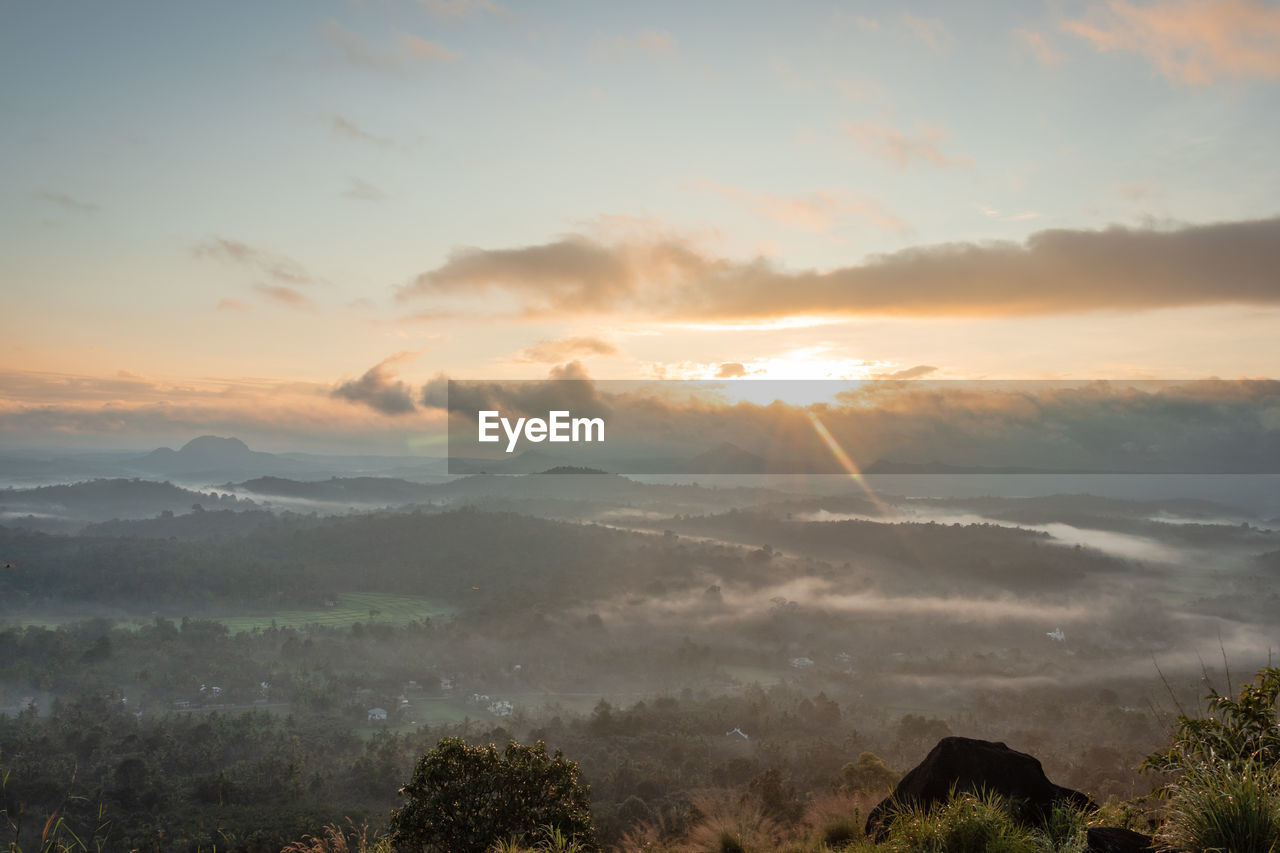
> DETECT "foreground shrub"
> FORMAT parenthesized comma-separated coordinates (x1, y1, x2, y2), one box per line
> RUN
(881, 789, 1037, 853)
(1036, 801, 1088, 853)
(676, 790, 781, 853)
(1153, 760, 1280, 853)
(876, 788, 1087, 853)
(1144, 666, 1280, 773)
(282, 819, 392, 853)
(390, 737, 595, 853)
(1143, 666, 1280, 852)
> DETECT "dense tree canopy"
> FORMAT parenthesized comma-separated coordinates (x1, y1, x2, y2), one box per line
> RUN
(390, 737, 596, 853)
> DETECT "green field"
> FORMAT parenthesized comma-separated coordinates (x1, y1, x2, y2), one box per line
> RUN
(211, 592, 455, 633)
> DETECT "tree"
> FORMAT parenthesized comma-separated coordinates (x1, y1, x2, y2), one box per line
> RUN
(840, 751, 898, 796)
(389, 737, 596, 853)
(1144, 666, 1280, 773)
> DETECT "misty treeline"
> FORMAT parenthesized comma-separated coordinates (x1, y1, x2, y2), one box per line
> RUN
(0, 615, 1168, 852)
(0, 508, 675, 607)
(2, 484, 1278, 851)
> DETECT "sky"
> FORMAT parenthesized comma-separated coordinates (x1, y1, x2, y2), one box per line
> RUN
(2, 0, 1280, 453)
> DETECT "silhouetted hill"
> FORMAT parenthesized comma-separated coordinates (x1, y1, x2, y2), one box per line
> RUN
(134, 435, 307, 480)
(688, 442, 767, 474)
(227, 475, 436, 504)
(0, 478, 237, 524)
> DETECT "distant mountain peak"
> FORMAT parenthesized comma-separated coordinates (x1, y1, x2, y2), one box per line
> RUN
(133, 435, 294, 478)
(180, 436, 251, 454)
(688, 442, 766, 474)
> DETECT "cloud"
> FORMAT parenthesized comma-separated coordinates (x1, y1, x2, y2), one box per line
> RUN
(319, 19, 458, 74)
(593, 28, 677, 61)
(976, 204, 1041, 222)
(331, 354, 419, 415)
(874, 365, 939, 380)
(716, 362, 747, 378)
(399, 310, 459, 324)
(902, 13, 952, 50)
(1116, 180, 1155, 200)
(844, 120, 971, 169)
(833, 77, 884, 102)
(548, 360, 591, 380)
(343, 177, 386, 201)
(329, 114, 394, 148)
(516, 336, 621, 363)
(691, 180, 908, 233)
(34, 190, 99, 213)
(401, 215, 1280, 321)
(0, 370, 445, 452)
(253, 284, 312, 308)
(437, 377, 1280, 476)
(1015, 28, 1066, 66)
(399, 235, 665, 312)
(216, 298, 249, 312)
(427, 366, 607, 418)
(1061, 0, 1280, 84)
(194, 238, 316, 285)
(417, 0, 511, 20)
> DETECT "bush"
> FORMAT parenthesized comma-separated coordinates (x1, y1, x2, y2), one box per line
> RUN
(1143, 666, 1280, 852)
(839, 753, 898, 797)
(1154, 759, 1280, 853)
(877, 789, 1087, 853)
(1144, 666, 1280, 773)
(818, 814, 862, 849)
(282, 819, 392, 853)
(389, 737, 595, 853)
(881, 789, 1039, 853)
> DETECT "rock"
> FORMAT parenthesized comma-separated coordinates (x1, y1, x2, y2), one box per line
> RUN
(1085, 826, 1158, 852)
(866, 736, 1096, 838)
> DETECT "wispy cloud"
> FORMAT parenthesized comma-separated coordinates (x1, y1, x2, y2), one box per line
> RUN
(331, 353, 419, 415)
(343, 177, 387, 201)
(691, 180, 908, 233)
(0, 369, 441, 448)
(319, 19, 458, 74)
(1015, 28, 1066, 66)
(592, 28, 677, 61)
(976, 203, 1043, 222)
(834, 11, 951, 50)
(253, 283, 312, 308)
(902, 13, 952, 50)
(515, 336, 621, 363)
(417, 0, 511, 21)
(872, 364, 938, 380)
(194, 238, 317, 286)
(34, 190, 99, 213)
(329, 114, 394, 148)
(844, 120, 971, 169)
(1062, 0, 1280, 84)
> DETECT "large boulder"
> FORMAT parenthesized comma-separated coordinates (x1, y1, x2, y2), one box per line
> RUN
(1085, 826, 1158, 852)
(866, 736, 1096, 838)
